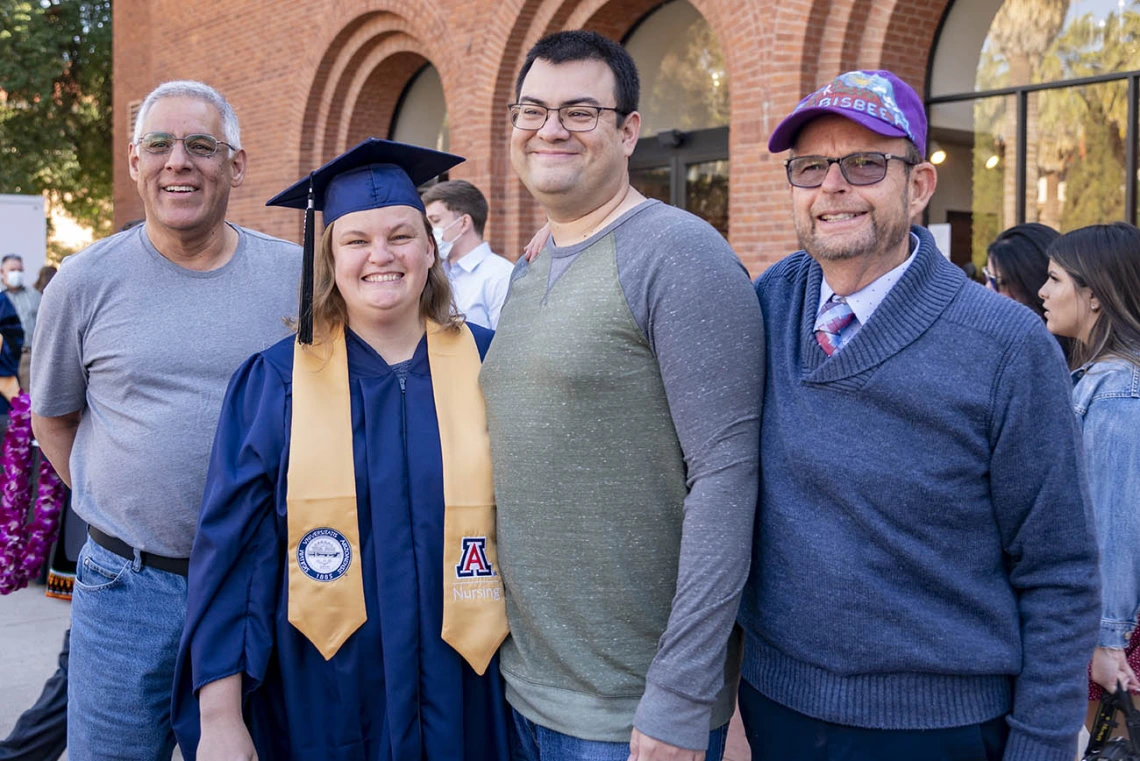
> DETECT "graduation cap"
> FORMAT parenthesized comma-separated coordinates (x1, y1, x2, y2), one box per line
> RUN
(267, 138, 465, 344)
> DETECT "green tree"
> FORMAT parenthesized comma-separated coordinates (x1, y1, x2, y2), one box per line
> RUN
(0, 0, 112, 237)
(1059, 99, 1126, 230)
(971, 52, 1008, 269)
(650, 17, 729, 133)
(986, 0, 1070, 228)
(1036, 7, 1137, 230)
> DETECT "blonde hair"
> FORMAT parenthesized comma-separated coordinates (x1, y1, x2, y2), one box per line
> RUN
(307, 210, 462, 342)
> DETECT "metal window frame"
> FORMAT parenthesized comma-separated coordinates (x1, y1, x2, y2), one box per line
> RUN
(926, 71, 1140, 226)
(630, 125, 729, 209)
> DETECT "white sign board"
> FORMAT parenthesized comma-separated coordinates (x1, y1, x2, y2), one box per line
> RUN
(928, 223, 952, 261)
(0, 194, 47, 277)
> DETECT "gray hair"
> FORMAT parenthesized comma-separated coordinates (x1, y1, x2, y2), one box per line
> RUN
(132, 80, 242, 150)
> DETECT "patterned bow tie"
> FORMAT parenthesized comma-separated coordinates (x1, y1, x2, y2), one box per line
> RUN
(814, 295, 858, 356)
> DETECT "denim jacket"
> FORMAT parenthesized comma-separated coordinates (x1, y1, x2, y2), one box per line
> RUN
(1072, 357, 1140, 648)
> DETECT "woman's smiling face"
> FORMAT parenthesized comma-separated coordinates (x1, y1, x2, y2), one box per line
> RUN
(332, 205, 435, 327)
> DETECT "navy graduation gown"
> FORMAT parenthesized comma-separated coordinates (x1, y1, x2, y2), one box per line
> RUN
(172, 326, 508, 761)
(0, 292, 23, 415)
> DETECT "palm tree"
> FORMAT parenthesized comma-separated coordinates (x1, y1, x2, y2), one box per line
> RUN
(987, 0, 1070, 228)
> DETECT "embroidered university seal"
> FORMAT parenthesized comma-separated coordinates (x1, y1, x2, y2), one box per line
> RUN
(298, 528, 352, 582)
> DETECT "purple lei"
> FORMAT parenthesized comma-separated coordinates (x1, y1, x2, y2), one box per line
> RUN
(0, 392, 66, 595)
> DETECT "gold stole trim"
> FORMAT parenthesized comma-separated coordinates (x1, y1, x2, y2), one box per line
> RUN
(430, 322, 509, 676)
(286, 321, 507, 672)
(287, 326, 364, 660)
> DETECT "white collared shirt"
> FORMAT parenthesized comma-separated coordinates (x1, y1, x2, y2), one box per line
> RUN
(817, 232, 919, 329)
(444, 242, 515, 329)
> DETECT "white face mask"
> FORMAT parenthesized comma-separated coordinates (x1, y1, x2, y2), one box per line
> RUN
(431, 216, 464, 260)
(5, 270, 23, 289)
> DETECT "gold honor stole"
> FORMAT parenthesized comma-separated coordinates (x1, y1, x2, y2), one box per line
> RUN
(287, 321, 508, 673)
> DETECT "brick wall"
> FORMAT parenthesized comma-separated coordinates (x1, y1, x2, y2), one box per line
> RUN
(113, 0, 953, 276)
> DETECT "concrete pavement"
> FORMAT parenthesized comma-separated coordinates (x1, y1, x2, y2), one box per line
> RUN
(0, 581, 744, 760)
(0, 584, 69, 741)
(0, 583, 188, 761)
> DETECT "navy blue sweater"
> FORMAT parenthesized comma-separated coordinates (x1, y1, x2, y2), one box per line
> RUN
(739, 227, 1100, 761)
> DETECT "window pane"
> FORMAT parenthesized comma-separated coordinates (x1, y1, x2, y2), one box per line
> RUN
(630, 166, 671, 204)
(930, 0, 1140, 97)
(927, 96, 1013, 271)
(1031, 81, 1128, 231)
(625, 1, 728, 137)
(685, 160, 728, 237)
(933, 0, 1140, 96)
(390, 65, 449, 152)
(929, 80, 1130, 271)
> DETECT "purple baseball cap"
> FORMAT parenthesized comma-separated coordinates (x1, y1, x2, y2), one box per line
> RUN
(768, 70, 927, 155)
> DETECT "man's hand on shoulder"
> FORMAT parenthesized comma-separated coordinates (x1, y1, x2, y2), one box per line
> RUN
(522, 223, 550, 262)
(628, 728, 705, 761)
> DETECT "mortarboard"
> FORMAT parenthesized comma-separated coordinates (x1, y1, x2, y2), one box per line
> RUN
(267, 138, 465, 343)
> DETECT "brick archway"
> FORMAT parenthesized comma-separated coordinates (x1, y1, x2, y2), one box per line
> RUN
(864, 0, 953, 94)
(299, 15, 437, 175)
(292, 7, 453, 240)
(346, 53, 430, 148)
(477, 0, 772, 261)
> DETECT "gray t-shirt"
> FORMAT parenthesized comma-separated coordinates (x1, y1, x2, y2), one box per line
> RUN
(481, 200, 764, 749)
(31, 224, 301, 557)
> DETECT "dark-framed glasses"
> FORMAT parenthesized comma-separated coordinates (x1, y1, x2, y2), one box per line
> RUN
(136, 132, 235, 158)
(982, 266, 1006, 290)
(784, 152, 917, 188)
(507, 103, 626, 132)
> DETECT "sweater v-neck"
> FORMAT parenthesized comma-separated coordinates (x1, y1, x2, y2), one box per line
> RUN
(800, 227, 965, 385)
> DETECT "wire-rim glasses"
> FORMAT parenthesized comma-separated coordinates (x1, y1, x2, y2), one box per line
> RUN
(508, 103, 626, 132)
(784, 152, 917, 188)
(136, 132, 236, 158)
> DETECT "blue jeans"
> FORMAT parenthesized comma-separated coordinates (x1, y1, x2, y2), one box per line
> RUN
(68, 539, 187, 761)
(509, 708, 728, 761)
(737, 679, 1008, 761)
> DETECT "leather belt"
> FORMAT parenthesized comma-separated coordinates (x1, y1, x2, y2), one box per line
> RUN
(88, 526, 189, 577)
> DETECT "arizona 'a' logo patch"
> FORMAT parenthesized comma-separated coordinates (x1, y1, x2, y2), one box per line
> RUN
(455, 536, 496, 579)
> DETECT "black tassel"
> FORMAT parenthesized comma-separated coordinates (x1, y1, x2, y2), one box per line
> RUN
(299, 173, 316, 345)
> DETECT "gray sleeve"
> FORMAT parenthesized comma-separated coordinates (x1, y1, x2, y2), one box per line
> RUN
(615, 208, 765, 749)
(30, 263, 88, 417)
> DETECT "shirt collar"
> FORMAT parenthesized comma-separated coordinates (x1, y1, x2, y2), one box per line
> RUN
(451, 242, 492, 274)
(819, 231, 919, 325)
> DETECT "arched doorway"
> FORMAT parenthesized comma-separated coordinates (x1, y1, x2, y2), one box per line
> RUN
(390, 64, 450, 153)
(927, 0, 1140, 270)
(625, 0, 730, 236)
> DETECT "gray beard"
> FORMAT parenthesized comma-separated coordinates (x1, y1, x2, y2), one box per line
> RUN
(797, 194, 911, 263)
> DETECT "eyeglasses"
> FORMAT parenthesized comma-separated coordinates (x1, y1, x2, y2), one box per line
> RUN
(136, 132, 236, 158)
(982, 266, 1007, 289)
(784, 152, 917, 188)
(507, 103, 626, 132)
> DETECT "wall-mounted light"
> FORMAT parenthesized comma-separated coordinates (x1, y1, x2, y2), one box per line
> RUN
(928, 140, 946, 165)
(985, 154, 1000, 169)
